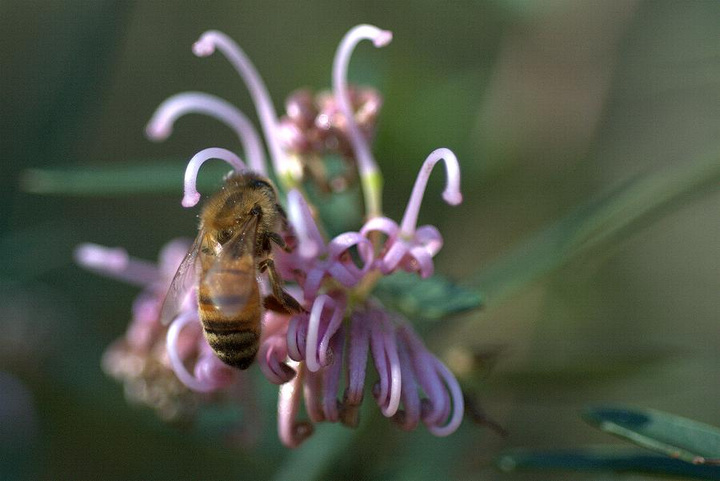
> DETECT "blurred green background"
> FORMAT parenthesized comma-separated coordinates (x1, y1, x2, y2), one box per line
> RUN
(3, 1, 720, 479)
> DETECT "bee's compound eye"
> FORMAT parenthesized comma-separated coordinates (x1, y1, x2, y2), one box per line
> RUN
(250, 179, 272, 190)
(217, 228, 233, 244)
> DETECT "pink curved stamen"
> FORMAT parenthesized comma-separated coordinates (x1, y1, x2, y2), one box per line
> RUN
(369, 319, 390, 405)
(193, 31, 288, 178)
(399, 148, 462, 236)
(382, 316, 402, 417)
(393, 337, 421, 431)
(286, 313, 307, 362)
(317, 295, 346, 366)
(278, 360, 314, 448)
(182, 147, 247, 207)
(332, 25, 392, 181)
(345, 311, 370, 406)
(321, 325, 345, 422)
(303, 368, 324, 422)
(258, 311, 296, 384)
(426, 358, 465, 437)
(287, 190, 325, 259)
(399, 326, 446, 425)
(166, 312, 218, 392)
(146, 92, 267, 174)
(258, 336, 295, 385)
(74, 244, 159, 287)
(305, 295, 335, 372)
(369, 310, 401, 417)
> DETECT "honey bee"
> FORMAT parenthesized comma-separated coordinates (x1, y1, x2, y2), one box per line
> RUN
(161, 172, 304, 369)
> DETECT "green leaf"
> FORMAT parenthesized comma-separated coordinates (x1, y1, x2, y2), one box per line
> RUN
(472, 150, 720, 308)
(583, 406, 720, 464)
(375, 271, 483, 320)
(20, 159, 230, 196)
(497, 445, 720, 480)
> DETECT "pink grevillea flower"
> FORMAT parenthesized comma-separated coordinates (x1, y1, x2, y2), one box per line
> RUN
(88, 23, 470, 448)
(74, 241, 261, 436)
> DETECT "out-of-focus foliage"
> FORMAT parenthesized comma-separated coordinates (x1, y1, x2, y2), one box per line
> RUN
(498, 446, 720, 480)
(4, 1, 720, 480)
(497, 406, 720, 479)
(583, 406, 720, 463)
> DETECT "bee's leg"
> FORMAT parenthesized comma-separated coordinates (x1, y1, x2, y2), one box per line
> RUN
(263, 295, 291, 314)
(267, 232, 292, 253)
(259, 258, 305, 313)
(271, 205, 298, 253)
(276, 204, 290, 231)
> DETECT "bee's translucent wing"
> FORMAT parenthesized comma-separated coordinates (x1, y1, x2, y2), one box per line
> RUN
(159, 231, 203, 325)
(203, 215, 260, 318)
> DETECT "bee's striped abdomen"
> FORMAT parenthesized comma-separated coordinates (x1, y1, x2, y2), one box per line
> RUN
(198, 256, 261, 370)
(201, 321, 260, 369)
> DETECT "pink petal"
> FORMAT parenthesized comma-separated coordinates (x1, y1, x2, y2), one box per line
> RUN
(406, 245, 435, 279)
(278, 361, 314, 447)
(380, 240, 409, 274)
(413, 225, 443, 257)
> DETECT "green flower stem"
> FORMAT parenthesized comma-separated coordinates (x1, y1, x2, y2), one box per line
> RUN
(471, 151, 720, 309)
(361, 170, 384, 219)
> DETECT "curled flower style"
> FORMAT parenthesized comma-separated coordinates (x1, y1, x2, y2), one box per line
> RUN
(361, 148, 462, 278)
(86, 23, 470, 448)
(146, 92, 267, 175)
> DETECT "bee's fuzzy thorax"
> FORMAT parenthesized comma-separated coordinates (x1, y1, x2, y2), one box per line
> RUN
(200, 172, 280, 247)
